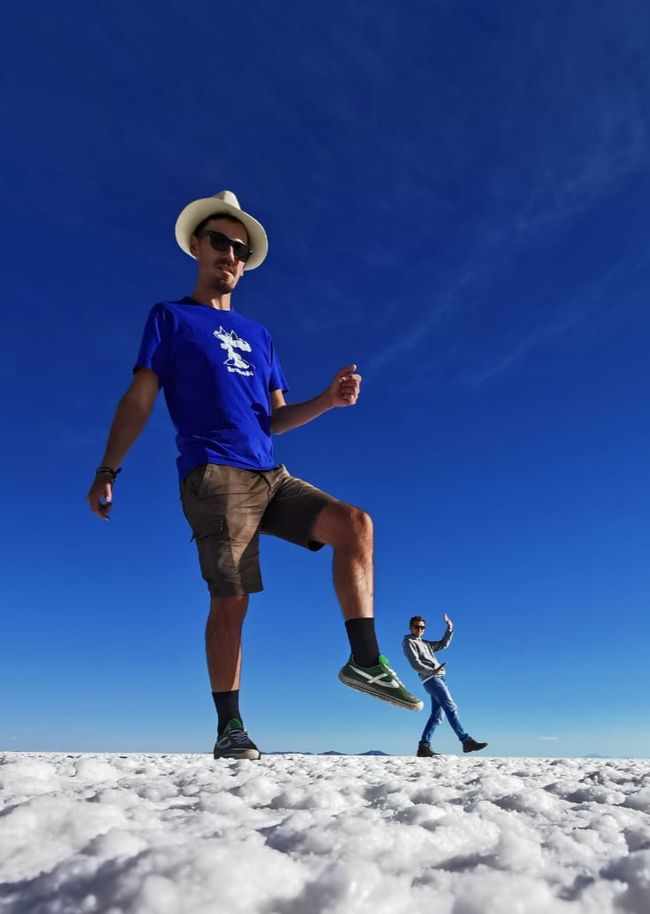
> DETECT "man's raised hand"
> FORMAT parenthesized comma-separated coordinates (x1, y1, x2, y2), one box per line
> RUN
(328, 364, 362, 408)
(444, 612, 453, 628)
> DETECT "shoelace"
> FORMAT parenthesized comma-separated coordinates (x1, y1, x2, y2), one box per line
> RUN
(383, 662, 405, 688)
(227, 729, 251, 746)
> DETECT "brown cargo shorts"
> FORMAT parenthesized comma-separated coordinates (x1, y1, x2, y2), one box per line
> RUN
(180, 463, 338, 597)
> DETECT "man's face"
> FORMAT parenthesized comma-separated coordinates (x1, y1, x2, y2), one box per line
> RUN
(191, 217, 249, 294)
(410, 621, 426, 637)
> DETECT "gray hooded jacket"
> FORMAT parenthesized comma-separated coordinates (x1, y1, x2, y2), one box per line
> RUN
(402, 625, 454, 682)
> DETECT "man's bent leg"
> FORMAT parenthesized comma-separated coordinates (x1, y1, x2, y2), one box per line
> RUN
(310, 502, 374, 620)
(260, 475, 421, 711)
(311, 502, 379, 667)
(312, 502, 423, 711)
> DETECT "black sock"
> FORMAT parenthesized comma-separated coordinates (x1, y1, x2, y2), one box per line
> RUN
(212, 690, 241, 736)
(345, 618, 380, 668)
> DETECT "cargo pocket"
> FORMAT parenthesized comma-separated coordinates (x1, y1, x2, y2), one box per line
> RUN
(194, 517, 237, 590)
(180, 464, 210, 531)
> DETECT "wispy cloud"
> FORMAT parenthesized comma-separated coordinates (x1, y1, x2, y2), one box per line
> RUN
(538, 736, 559, 741)
(351, 6, 650, 388)
(458, 311, 584, 389)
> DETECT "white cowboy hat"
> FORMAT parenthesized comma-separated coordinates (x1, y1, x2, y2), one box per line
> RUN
(174, 189, 268, 270)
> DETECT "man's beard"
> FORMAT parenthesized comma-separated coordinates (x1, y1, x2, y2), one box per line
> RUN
(211, 274, 235, 294)
(208, 260, 239, 294)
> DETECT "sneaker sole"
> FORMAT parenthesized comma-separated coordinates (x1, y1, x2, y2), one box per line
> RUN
(338, 671, 424, 711)
(213, 748, 261, 760)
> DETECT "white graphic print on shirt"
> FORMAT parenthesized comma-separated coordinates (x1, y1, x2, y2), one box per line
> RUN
(213, 327, 254, 377)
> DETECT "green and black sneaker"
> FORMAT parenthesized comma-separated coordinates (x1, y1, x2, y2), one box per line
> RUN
(338, 655, 423, 711)
(213, 719, 261, 760)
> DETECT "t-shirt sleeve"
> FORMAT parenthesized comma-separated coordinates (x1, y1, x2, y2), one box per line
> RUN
(269, 338, 289, 393)
(134, 304, 171, 386)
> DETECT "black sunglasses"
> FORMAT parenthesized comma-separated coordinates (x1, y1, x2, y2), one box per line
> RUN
(199, 230, 252, 263)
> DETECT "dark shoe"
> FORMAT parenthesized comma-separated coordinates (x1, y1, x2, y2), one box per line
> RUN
(417, 743, 441, 757)
(462, 737, 488, 754)
(213, 719, 261, 760)
(338, 655, 424, 711)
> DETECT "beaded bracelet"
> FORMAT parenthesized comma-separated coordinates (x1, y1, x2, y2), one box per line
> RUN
(95, 466, 122, 482)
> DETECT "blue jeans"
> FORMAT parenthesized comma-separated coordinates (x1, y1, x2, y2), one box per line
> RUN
(420, 676, 469, 745)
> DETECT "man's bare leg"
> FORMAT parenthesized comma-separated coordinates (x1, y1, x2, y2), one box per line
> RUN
(310, 502, 374, 620)
(312, 501, 423, 710)
(207, 594, 260, 758)
(205, 594, 260, 759)
(206, 594, 249, 690)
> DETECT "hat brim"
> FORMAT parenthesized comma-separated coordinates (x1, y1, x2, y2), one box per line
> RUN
(174, 197, 268, 270)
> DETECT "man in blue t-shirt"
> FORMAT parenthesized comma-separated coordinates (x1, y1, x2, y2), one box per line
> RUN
(87, 190, 422, 759)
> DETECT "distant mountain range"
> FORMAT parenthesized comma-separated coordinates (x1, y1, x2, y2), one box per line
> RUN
(269, 749, 390, 756)
(324, 750, 389, 756)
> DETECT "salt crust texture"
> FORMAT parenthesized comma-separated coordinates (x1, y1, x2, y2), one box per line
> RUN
(1, 752, 649, 914)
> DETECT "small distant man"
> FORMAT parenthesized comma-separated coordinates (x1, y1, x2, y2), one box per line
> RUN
(403, 614, 487, 757)
(87, 189, 423, 761)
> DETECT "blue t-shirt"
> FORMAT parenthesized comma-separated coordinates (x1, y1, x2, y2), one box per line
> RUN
(134, 297, 288, 481)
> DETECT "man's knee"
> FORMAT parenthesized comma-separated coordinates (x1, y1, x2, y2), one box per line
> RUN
(208, 594, 249, 627)
(344, 505, 373, 548)
(315, 502, 373, 549)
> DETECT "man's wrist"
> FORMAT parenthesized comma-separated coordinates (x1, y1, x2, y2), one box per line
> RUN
(95, 466, 122, 482)
(321, 388, 335, 411)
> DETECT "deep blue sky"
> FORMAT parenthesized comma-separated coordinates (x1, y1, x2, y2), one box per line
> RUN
(2, 1, 649, 757)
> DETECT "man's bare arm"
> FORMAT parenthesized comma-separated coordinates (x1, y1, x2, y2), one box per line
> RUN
(87, 368, 160, 520)
(270, 364, 361, 435)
